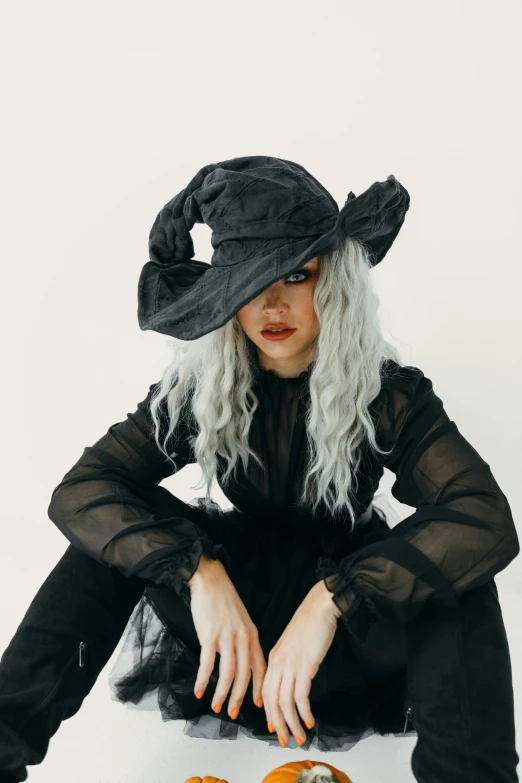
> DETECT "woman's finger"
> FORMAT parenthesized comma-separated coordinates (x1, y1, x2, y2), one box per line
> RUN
(294, 668, 315, 733)
(194, 637, 217, 698)
(212, 640, 236, 713)
(279, 670, 305, 746)
(227, 627, 252, 718)
(263, 666, 286, 746)
(261, 659, 275, 731)
(250, 636, 268, 707)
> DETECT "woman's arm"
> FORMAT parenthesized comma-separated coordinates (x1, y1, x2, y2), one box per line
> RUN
(316, 365, 519, 643)
(47, 381, 231, 595)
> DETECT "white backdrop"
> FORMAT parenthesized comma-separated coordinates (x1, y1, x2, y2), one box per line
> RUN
(1, 1, 521, 781)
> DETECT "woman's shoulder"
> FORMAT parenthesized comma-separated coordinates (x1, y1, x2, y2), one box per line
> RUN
(380, 358, 428, 393)
(374, 359, 438, 427)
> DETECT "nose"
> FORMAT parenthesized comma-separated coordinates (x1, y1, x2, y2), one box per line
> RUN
(262, 281, 288, 308)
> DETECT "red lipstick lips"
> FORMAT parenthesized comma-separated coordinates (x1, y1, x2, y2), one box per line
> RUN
(261, 323, 296, 341)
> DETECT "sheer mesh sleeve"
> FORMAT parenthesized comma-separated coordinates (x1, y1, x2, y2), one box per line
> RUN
(316, 365, 520, 644)
(47, 382, 231, 594)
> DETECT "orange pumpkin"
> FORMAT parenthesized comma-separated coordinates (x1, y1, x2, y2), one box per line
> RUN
(184, 777, 229, 783)
(184, 759, 354, 783)
(261, 760, 353, 782)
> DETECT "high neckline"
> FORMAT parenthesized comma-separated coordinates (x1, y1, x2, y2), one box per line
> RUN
(261, 368, 309, 382)
(256, 357, 316, 382)
(253, 362, 315, 404)
(250, 352, 315, 392)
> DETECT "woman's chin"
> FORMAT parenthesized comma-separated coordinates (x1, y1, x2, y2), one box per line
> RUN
(259, 343, 299, 361)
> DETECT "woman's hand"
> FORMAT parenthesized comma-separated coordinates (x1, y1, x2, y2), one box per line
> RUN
(262, 579, 342, 748)
(188, 556, 268, 719)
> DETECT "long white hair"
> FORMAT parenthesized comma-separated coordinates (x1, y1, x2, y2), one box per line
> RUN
(149, 236, 402, 528)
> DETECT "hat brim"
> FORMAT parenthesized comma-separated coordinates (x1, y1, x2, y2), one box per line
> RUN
(137, 220, 346, 341)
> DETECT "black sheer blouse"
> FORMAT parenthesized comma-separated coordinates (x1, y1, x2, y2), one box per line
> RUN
(47, 360, 519, 644)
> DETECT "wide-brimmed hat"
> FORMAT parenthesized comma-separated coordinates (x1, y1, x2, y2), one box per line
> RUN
(138, 155, 410, 341)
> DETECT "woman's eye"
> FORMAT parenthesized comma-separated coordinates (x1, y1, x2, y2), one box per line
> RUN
(286, 270, 310, 284)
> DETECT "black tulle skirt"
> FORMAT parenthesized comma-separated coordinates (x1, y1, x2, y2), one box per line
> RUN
(107, 495, 417, 753)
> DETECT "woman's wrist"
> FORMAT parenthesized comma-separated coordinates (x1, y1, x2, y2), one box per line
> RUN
(312, 579, 343, 619)
(186, 553, 225, 588)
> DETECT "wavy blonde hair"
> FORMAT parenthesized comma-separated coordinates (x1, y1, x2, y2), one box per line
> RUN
(149, 236, 402, 528)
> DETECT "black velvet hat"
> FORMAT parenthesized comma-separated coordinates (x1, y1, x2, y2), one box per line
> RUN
(137, 155, 410, 340)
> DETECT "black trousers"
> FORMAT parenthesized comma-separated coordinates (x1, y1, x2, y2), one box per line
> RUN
(0, 535, 519, 782)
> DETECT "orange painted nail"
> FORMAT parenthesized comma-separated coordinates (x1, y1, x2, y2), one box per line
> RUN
(230, 707, 239, 720)
(278, 735, 287, 748)
(305, 721, 313, 729)
(267, 722, 274, 733)
(296, 736, 304, 747)
(257, 697, 263, 708)
(213, 703, 222, 714)
(196, 690, 204, 699)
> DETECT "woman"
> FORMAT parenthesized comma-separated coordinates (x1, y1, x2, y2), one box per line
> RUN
(0, 156, 519, 783)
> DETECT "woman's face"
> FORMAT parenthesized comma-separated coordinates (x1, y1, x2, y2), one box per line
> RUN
(236, 256, 320, 378)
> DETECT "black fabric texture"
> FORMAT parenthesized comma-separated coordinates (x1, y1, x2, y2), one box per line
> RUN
(47, 358, 519, 637)
(44, 358, 520, 752)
